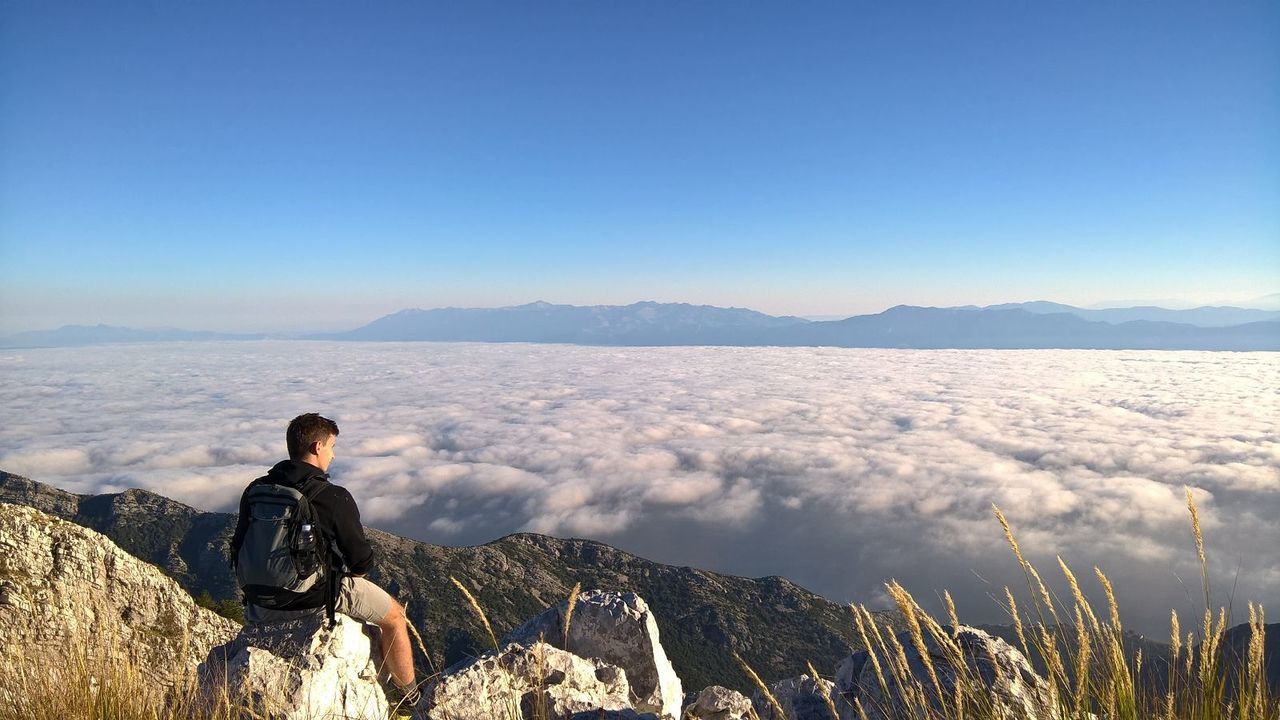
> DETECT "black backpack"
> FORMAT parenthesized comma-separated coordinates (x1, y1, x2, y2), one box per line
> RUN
(233, 478, 339, 625)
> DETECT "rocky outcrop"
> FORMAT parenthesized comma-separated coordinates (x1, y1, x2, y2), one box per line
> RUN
(682, 685, 753, 719)
(199, 613, 387, 720)
(423, 642, 632, 720)
(0, 502, 238, 687)
(0, 471, 883, 696)
(752, 675, 837, 720)
(833, 625, 1052, 720)
(505, 590, 684, 718)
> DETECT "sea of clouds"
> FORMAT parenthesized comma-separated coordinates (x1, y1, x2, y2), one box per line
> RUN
(1, 341, 1276, 633)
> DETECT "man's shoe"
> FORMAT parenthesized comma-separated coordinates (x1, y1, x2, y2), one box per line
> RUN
(385, 682, 422, 719)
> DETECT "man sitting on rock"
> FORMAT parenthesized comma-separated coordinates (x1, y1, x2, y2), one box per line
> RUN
(231, 412, 420, 711)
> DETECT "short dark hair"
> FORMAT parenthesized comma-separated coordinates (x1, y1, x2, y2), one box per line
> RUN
(287, 413, 339, 460)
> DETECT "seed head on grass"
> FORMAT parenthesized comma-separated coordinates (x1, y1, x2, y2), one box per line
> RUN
(733, 650, 786, 720)
(851, 604, 890, 700)
(1003, 586, 1029, 660)
(562, 582, 581, 651)
(1058, 555, 1101, 633)
(1185, 486, 1210, 610)
(1072, 605, 1091, 712)
(805, 660, 840, 720)
(886, 580, 944, 707)
(1094, 567, 1122, 636)
(404, 610, 438, 677)
(450, 575, 498, 650)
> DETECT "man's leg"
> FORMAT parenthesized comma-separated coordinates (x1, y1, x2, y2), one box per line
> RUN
(336, 577, 416, 690)
(376, 598, 415, 689)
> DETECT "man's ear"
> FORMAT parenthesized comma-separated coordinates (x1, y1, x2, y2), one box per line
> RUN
(307, 440, 320, 457)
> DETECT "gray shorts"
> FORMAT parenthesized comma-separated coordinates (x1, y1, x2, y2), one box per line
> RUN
(245, 576, 395, 625)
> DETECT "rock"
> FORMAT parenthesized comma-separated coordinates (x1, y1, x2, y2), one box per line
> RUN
(505, 590, 683, 718)
(566, 708, 663, 719)
(0, 502, 238, 687)
(424, 641, 632, 720)
(752, 674, 837, 720)
(832, 625, 1052, 720)
(199, 613, 387, 720)
(682, 685, 753, 719)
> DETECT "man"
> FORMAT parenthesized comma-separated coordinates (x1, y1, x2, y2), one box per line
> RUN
(231, 413, 419, 711)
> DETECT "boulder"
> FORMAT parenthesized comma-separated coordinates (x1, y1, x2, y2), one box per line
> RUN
(505, 590, 683, 718)
(0, 502, 238, 687)
(682, 685, 753, 720)
(832, 625, 1051, 720)
(199, 613, 387, 720)
(424, 641, 631, 720)
(752, 674, 837, 720)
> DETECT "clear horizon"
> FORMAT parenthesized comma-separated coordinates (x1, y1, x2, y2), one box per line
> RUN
(2, 2, 1278, 334)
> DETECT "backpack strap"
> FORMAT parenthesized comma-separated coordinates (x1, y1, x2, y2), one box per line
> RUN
(296, 476, 341, 629)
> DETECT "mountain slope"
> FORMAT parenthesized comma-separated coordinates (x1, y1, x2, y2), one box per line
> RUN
(783, 306, 1280, 350)
(321, 300, 810, 345)
(0, 471, 885, 692)
(0, 501, 239, 687)
(986, 301, 1280, 327)
(324, 301, 1279, 350)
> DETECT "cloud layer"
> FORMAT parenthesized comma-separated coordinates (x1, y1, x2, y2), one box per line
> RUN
(2, 342, 1276, 633)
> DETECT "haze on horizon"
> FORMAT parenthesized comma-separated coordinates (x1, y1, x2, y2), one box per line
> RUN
(2, 2, 1278, 334)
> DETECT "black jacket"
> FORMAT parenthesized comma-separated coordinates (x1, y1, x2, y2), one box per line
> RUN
(230, 460, 376, 601)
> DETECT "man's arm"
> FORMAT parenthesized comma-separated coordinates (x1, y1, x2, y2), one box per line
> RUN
(323, 485, 376, 575)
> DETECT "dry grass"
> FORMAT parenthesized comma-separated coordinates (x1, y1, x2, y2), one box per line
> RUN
(450, 574, 498, 650)
(0, 627, 241, 720)
(2, 488, 1274, 720)
(562, 581, 581, 652)
(806, 659, 842, 718)
(734, 650, 787, 720)
(834, 489, 1275, 720)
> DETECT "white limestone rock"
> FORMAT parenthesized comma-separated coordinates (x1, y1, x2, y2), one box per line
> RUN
(0, 502, 238, 687)
(505, 590, 683, 718)
(424, 641, 631, 720)
(752, 674, 838, 720)
(682, 685, 753, 720)
(833, 625, 1052, 720)
(199, 613, 388, 720)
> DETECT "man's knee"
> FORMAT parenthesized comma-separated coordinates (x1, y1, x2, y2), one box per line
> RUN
(378, 597, 406, 628)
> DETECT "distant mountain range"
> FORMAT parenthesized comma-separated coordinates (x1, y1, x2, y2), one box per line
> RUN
(5, 300, 1278, 350)
(317, 300, 807, 344)
(317, 300, 1279, 350)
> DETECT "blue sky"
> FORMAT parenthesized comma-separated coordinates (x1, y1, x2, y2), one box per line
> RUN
(2, 1, 1277, 332)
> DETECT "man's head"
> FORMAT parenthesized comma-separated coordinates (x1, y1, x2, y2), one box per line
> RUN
(287, 413, 339, 472)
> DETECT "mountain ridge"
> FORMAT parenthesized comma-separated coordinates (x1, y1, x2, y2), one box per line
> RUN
(8, 299, 1278, 349)
(0, 470, 889, 693)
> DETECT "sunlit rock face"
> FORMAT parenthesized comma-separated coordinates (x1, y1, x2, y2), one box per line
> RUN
(682, 685, 753, 720)
(423, 642, 633, 720)
(199, 614, 388, 720)
(505, 590, 684, 718)
(832, 625, 1052, 720)
(0, 502, 238, 687)
(752, 674, 838, 720)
